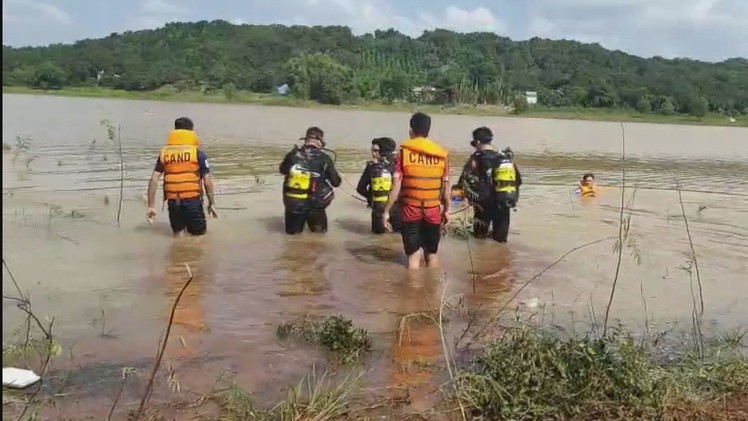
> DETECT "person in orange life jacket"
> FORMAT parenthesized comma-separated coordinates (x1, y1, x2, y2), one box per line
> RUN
(356, 137, 402, 234)
(576, 173, 597, 197)
(383, 112, 451, 270)
(146, 117, 217, 236)
(458, 127, 522, 243)
(279, 126, 342, 235)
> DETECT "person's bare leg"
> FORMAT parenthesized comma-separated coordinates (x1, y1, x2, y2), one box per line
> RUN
(424, 253, 440, 268)
(407, 250, 423, 269)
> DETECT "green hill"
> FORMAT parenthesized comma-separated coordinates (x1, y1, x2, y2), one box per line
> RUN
(3, 20, 747, 117)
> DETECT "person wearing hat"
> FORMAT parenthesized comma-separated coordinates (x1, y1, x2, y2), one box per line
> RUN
(146, 117, 218, 236)
(458, 126, 522, 243)
(278, 126, 342, 235)
(356, 137, 401, 234)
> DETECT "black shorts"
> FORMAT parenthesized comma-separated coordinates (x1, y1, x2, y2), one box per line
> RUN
(284, 206, 328, 234)
(401, 219, 441, 256)
(167, 198, 206, 236)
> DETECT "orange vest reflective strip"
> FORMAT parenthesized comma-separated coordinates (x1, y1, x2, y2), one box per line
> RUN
(160, 145, 201, 200)
(400, 147, 446, 208)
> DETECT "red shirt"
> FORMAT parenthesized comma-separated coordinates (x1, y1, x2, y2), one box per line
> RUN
(393, 150, 450, 224)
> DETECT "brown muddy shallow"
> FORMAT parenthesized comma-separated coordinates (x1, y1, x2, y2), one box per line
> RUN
(3, 94, 748, 418)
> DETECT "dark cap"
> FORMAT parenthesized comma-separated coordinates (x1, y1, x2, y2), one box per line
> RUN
(372, 137, 396, 155)
(303, 126, 324, 141)
(472, 126, 493, 145)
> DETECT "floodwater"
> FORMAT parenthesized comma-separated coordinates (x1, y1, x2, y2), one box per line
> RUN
(3, 94, 748, 418)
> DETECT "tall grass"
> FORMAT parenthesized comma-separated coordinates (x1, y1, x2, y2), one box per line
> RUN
(451, 323, 748, 421)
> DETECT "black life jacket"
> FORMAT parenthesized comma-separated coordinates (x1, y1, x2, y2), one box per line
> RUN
(492, 155, 518, 207)
(471, 149, 504, 203)
(369, 156, 394, 203)
(283, 146, 334, 206)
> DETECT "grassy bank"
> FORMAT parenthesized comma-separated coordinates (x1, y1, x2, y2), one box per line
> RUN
(4, 85, 747, 127)
(4, 317, 746, 420)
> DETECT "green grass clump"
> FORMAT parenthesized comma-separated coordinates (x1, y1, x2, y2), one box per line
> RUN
(216, 370, 365, 421)
(453, 326, 748, 421)
(277, 315, 373, 364)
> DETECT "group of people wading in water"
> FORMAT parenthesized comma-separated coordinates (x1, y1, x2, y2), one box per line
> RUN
(145, 112, 597, 270)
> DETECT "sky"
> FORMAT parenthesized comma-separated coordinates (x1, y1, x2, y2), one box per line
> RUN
(3, 0, 747, 62)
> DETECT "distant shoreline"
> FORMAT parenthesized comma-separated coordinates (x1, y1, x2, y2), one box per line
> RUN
(4, 86, 746, 128)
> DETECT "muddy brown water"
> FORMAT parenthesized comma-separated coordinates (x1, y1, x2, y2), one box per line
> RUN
(3, 94, 748, 418)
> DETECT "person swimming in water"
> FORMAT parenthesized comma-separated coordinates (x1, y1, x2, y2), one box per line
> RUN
(576, 173, 597, 197)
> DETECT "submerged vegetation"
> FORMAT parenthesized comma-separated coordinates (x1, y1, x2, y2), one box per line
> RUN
(277, 315, 373, 364)
(3, 21, 748, 124)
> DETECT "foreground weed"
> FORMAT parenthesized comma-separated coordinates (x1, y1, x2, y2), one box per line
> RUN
(219, 383, 269, 420)
(277, 315, 372, 364)
(453, 325, 748, 421)
(216, 370, 365, 421)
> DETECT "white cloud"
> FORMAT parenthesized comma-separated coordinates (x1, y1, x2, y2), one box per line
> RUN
(281, 0, 506, 36)
(141, 0, 181, 15)
(442, 6, 502, 32)
(230, 17, 246, 25)
(2, 0, 71, 24)
(526, 0, 748, 59)
(135, 0, 188, 29)
(416, 6, 505, 34)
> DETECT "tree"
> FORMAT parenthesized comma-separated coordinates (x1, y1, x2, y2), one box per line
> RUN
(31, 62, 66, 90)
(688, 96, 709, 117)
(285, 53, 353, 105)
(636, 97, 652, 113)
(512, 95, 529, 115)
(379, 70, 409, 102)
(658, 98, 676, 116)
(3, 20, 746, 116)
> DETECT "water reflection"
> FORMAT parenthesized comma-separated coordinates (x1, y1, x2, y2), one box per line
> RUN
(4, 95, 748, 416)
(163, 237, 210, 358)
(387, 271, 443, 411)
(275, 236, 332, 298)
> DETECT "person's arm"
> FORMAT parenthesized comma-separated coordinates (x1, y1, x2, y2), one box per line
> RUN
(326, 156, 342, 188)
(356, 163, 372, 200)
(146, 157, 164, 221)
(384, 152, 402, 215)
(440, 157, 451, 213)
(457, 156, 477, 186)
(278, 149, 295, 175)
(147, 157, 164, 208)
(146, 172, 161, 209)
(515, 164, 523, 187)
(198, 152, 216, 213)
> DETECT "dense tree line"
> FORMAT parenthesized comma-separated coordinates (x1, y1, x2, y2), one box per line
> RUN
(3, 20, 748, 116)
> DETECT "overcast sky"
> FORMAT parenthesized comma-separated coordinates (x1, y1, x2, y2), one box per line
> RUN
(3, 0, 747, 62)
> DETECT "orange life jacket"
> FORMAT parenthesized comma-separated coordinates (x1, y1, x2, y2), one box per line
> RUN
(160, 130, 201, 200)
(167, 129, 200, 146)
(399, 137, 448, 209)
(580, 184, 597, 197)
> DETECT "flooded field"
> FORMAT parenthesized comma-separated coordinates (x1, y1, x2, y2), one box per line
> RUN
(3, 94, 748, 419)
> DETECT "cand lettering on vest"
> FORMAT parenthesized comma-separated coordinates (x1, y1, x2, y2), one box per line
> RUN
(160, 144, 201, 200)
(407, 150, 442, 166)
(164, 152, 192, 165)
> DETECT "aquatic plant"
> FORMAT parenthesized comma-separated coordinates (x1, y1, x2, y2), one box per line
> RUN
(277, 315, 372, 364)
(450, 324, 748, 421)
(215, 369, 366, 421)
(99, 118, 124, 227)
(2, 259, 61, 421)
